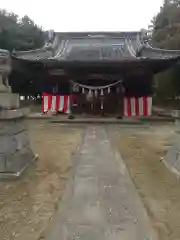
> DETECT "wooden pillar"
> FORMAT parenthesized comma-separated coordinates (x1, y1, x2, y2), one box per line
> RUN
(117, 82, 124, 119)
(68, 80, 75, 119)
(100, 91, 105, 116)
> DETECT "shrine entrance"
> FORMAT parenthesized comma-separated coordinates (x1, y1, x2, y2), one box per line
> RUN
(72, 80, 124, 116)
(42, 69, 154, 118)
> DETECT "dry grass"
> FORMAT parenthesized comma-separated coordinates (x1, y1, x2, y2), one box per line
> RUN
(109, 124, 180, 240)
(0, 120, 82, 240)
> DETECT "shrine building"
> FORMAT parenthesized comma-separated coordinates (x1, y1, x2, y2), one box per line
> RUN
(10, 31, 180, 118)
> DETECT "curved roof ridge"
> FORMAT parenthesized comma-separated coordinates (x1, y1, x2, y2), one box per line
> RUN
(14, 48, 50, 55)
(55, 31, 141, 37)
(50, 40, 68, 59)
(124, 39, 137, 58)
(126, 39, 136, 57)
(138, 42, 180, 58)
(146, 42, 180, 53)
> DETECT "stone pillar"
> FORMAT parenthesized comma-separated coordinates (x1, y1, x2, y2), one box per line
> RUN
(0, 49, 34, 177)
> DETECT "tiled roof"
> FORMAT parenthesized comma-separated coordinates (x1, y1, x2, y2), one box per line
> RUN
(12, 31, 180, 62)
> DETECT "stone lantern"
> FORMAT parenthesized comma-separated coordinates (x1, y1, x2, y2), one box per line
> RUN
(0, 49, 34, 177)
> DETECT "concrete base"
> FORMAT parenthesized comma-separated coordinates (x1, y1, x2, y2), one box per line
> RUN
(0, 109, 34, 176)
(50, 118, 143, 125)
(27, 113, 143, 125)
(0, 93, 20, 109)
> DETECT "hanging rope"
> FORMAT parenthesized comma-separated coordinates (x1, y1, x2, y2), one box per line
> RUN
(71, 80, 122, 91)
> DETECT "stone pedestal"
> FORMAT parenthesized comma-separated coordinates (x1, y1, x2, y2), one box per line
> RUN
(0, 49, 34, 177)
(0, 110, 34, 176)
(0, 93, 20, 109)
(0, 109, 34, 177)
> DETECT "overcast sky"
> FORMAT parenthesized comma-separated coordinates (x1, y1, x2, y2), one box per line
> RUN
(1, 0, 163, 32)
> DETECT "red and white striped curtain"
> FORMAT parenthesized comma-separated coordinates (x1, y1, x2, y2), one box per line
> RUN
(123, 96, 152, 117)
(42, 93, 152, 117)
(42, 93, 71, 114)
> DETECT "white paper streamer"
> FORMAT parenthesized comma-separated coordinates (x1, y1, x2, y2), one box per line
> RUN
(101, 100, 103, 110)
(95, 89, 98, 97)
(73, 83, 79, 93)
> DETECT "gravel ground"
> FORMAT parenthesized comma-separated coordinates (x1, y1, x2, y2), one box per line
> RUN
(0, 120, 82, 240)
(108, 123, 180, 240)
(1, 120, 180, 240)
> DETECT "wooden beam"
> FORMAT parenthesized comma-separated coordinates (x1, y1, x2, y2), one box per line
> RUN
(48, 69, 66, 76)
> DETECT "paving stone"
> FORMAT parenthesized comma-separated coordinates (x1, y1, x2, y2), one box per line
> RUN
(99, 174, 123, 187)
(65, 224, 105, 240)
(67, 177, 104, 225)
(73, 177, 99, 203)
(67, 200, 105, 226)
(104, 223, 153, 240)
(76, 165, 95, 178)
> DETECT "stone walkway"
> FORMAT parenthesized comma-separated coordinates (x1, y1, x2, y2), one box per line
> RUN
(45, 126, 157, 240)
